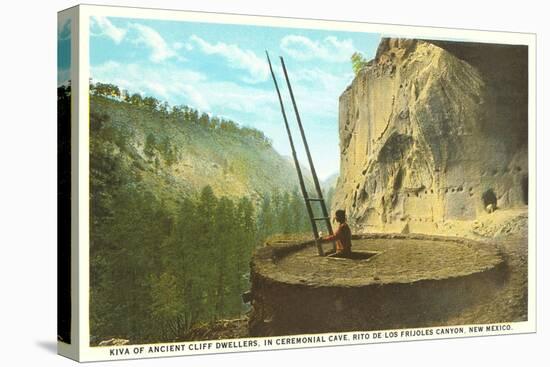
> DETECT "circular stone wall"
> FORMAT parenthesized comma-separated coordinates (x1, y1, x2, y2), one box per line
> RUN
(248, 233, 505, 337)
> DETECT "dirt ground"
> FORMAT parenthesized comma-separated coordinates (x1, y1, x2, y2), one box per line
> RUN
(444, 233, 528, 324)
(445, 208, 529, 324)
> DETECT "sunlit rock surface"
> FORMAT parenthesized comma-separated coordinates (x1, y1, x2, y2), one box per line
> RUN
(332, 38, 528, 233)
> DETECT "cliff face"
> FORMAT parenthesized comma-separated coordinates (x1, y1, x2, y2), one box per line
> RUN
(333, 39, 528, 233)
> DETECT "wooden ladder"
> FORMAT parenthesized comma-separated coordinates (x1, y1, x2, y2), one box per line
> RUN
(266, 51, 336, 256)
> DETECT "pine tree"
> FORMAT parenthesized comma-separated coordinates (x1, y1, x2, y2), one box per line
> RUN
(194, 186, 218, 321)
(236, 197, 256, 309)
(279, 191, 292, 234)
(351, 51, 368, 75)
(290, 189, 307, 233)
(258, 194, 274, 239)
(144, 133, 156, 160)
(213, 197, 235, 317)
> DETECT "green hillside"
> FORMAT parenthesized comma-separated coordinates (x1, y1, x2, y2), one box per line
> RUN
(90, 92, 312, 207)
(87, 85, 321, 344)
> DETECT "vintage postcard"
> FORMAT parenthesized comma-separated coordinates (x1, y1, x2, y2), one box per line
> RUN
(57, 4, 536, 362)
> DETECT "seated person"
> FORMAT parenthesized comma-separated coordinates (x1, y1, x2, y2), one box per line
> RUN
(320, 209, 352, 258)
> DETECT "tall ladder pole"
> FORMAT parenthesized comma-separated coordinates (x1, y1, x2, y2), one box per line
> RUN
(266, 51, 324, 256)
(279, 57, 336, 252)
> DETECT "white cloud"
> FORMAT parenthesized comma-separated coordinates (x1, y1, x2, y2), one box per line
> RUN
(91, 16, 127, 44)
(130, 23, 179, 63)
(180, 85, 210, 111)
(189, 35, 268, 83)
(173, 42, 193, 51)
(202, 81, 275, 115)
(91, 61, 205, 105)
(57, 68, 71, 87)
(90, 57, 350, 130)
(290, 67, 353, 90)
(90, 60, 276, 117)
(280, 35, 355, 63)
(90, 59, 342, 179)
(90, 18, 185, 63)
(58, 19, 71, 41)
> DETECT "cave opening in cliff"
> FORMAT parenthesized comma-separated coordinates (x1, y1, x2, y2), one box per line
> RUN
(482, 189, 497, 208)
(521, 175, 528, 205)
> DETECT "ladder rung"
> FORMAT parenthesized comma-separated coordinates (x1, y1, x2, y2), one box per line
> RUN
(313, 217, 330, 221)
(306, 198, 324, 202)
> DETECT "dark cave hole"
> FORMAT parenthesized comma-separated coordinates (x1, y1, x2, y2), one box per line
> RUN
(327, 251, 380, 261)
(521, 175, 528, 205)
(482, 188, 497, 207)
(393, 169, 404, 191)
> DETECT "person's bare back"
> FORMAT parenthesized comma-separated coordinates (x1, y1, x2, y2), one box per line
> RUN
(320, 209, 352, 258)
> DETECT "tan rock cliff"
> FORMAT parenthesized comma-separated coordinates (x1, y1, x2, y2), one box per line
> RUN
(333, 38, 528, 233)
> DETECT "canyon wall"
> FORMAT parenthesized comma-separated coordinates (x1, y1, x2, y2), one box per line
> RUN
(333, 38, 528, 233)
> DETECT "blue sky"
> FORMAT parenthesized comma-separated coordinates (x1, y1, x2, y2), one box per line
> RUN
(89, 16, 380, 179)
(57, 19, 71, 86)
